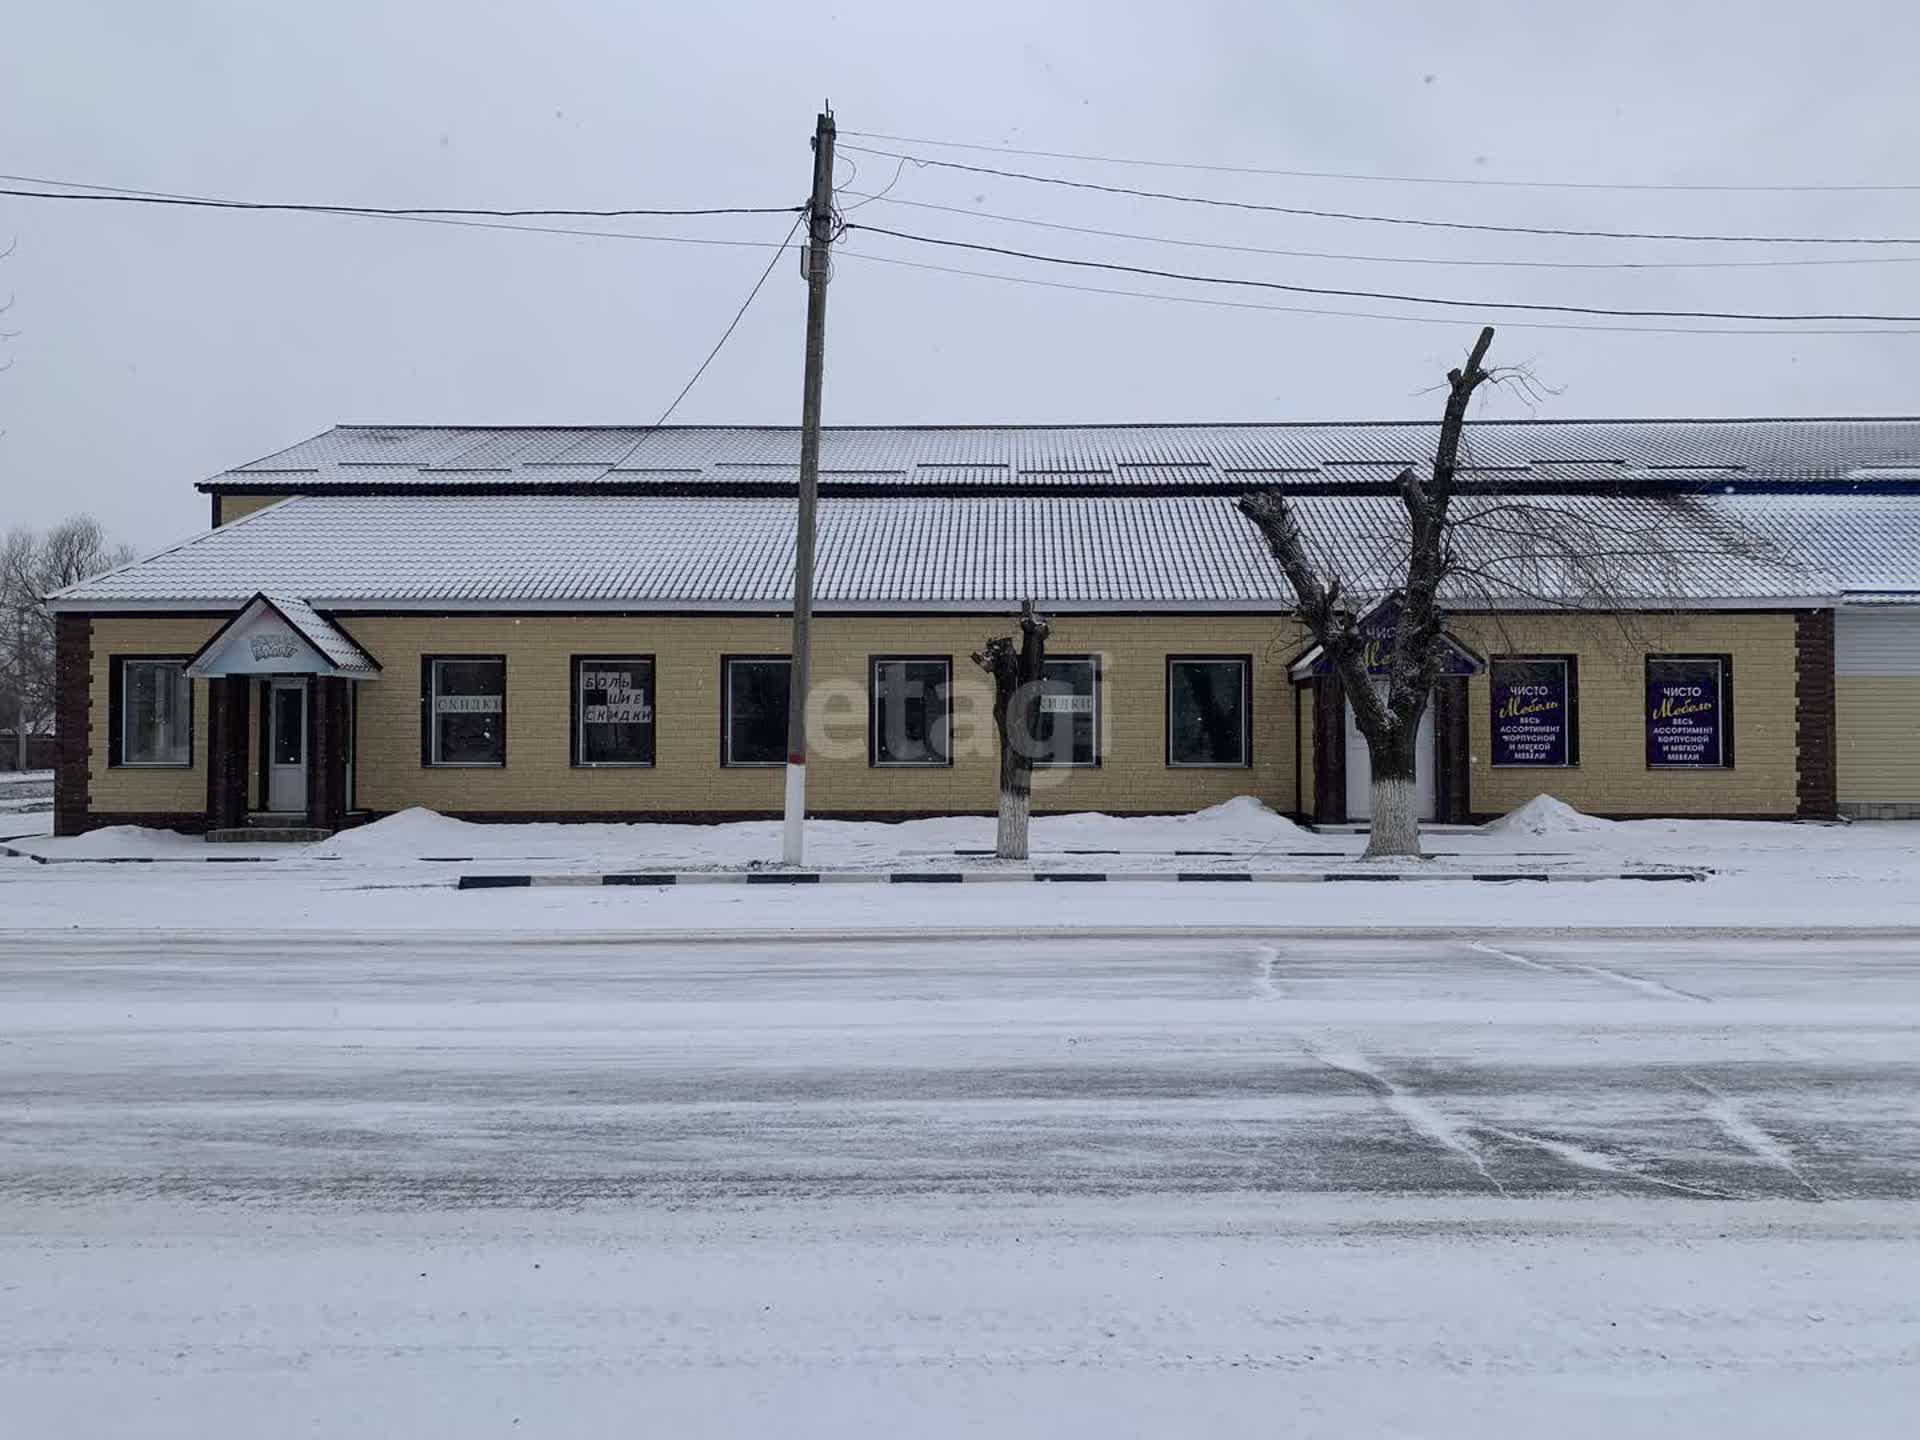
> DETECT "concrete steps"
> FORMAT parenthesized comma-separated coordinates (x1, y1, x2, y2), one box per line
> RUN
(207, 821, 331, 844)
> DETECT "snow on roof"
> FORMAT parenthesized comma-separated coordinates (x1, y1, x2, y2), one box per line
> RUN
(1708, 494, 1920, 597)
(49, 491, 1825, 612)
(203, 419, 1920, 493)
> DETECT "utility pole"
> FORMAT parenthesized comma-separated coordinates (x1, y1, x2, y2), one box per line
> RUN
(782, 106, 836, 866)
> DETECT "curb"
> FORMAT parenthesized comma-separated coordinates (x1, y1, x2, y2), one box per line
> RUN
(457, 868, 1707, 890)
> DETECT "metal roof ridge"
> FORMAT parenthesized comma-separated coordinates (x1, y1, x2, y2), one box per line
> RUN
(318, 415, 1920, 434)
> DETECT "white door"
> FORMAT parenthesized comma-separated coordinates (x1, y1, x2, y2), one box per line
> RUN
(1345, 683, 1437, 822)
(267, 679, 307, 814)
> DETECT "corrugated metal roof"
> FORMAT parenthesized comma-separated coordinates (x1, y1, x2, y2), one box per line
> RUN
(51, 492, 1824, 611)
(209, 419, 1920, 494)
(266, 595, 381, 676)
(1708, 494, 1920, 596)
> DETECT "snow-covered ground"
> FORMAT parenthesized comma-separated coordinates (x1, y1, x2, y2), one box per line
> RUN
(0, 767, 52, 819)
(5, 796, 1919, 930)
(2, 930, 1917, 1437)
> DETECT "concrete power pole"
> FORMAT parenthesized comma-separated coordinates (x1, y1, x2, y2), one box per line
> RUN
(782, 107, 836, 867)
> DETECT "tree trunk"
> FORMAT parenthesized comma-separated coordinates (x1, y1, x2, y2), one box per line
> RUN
(1361, 730, 1423, 860)
(996, 785, 1031, 861)
(973, 601, 1050, 862)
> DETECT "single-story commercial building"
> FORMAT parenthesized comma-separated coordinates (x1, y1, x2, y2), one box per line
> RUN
(45, 418, 1920, 837)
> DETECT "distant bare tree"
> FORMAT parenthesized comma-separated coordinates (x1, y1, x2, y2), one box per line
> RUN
(972, 600, 1049, 860)
(1, 516, 135, 760)
(1237, 327, 1775, 859)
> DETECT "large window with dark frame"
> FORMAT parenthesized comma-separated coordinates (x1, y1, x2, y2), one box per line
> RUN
(1167, 656, 1251, 768)
(1034, 655, 1100, 768)
(1489, 655, 1580, 768)
(425, 656, 506, 767)
(115, 657, 193, 767)
(573, 656, 656, 767)
(870, 657, 952, 767)
(723, 656, 791, 767)
(1645, 654, 1735, 770)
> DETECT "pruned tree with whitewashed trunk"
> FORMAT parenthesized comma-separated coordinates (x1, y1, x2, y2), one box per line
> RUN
(1239, 328, 1495, 858)
(972, 600, 1049, 861)
(1237, 326, 1774, 859)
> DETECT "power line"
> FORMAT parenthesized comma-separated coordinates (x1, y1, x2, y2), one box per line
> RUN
(0, 173, 799, 219)
(842, 129, 1920, 195)
(0, 173, 797, 252)
(602, 210, 809, 472)
(835, 243, 1920, 336)
(840, 188, 1920, 271)
(840, 146, 1920, 246)
(845, 221, 1920, 323)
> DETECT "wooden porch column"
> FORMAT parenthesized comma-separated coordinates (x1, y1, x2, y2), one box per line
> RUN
(1311, 673, 1347, 825)
(307, 677, 350, 833)
(204, 676, 250, 830)
(1431, 676, 1473, 824)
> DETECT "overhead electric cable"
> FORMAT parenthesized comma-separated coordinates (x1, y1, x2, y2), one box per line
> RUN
(835, 244, 1920, 336)
(839, 188, 1920, 271)
(839, 146, 1920, 246)
(0, 173, 799, 219)
(843, 129, 1920, 195)
(845, 221, 1920, 323)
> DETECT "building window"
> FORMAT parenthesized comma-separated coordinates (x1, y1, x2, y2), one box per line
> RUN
(724, 656, 790, 767)
(870, 657, 952, 767)
(1168, 656, 1251, 768)
(574, 656, 655, 767)
(425, 656, 506, 766)
(1646, 655, 1734, 770)
(1490, 655, 1580, 768)
(1034, 655, 1099, 767)
(116, 658, 192, 767)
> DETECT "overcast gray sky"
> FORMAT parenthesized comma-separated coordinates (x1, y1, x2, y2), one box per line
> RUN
(3, 0, 1918, 550)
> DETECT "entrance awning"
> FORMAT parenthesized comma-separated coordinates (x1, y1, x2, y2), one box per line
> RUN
(185, 593, 381, 679)
(1286, 596, 1484, 682)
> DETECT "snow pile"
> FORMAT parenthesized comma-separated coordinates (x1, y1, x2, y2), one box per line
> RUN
(1482, 795, 1617, 840)
(307, 796, 1314, 868)
(315, 807, 491, 858)
(32, 824, 209, 859)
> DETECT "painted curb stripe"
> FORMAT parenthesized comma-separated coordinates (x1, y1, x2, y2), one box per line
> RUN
(456, 868, 1705, 890)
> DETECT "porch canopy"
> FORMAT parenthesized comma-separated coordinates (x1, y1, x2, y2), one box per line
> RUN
(1286, 597, 1484, 681)
(185, 593, 380, 680)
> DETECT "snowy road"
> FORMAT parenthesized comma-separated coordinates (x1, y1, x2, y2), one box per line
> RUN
(4, 930, 1919, 1434)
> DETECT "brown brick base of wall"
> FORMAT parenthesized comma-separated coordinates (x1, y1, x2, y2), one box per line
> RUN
(60, 812, 209, 836)
(53, 615, 91, 836)
(1795, 609, 1839, 820)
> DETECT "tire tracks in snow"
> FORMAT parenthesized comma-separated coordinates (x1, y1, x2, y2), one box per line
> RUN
(1305, 1045, 1510, 1197)
(1305, 1042, 1743, 1201)
(1469, 940, 1709, 1003)
(1685, 1072, 1826, 1200)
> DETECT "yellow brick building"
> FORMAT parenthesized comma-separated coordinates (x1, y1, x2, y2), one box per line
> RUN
(49, 419, 1920, 836)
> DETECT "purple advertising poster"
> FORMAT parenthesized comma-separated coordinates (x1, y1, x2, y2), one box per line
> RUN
(1491, 658, 1570, 767)
(1646, 656, 1726, 768)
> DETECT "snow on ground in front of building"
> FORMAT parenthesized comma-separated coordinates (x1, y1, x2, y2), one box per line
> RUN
(7, 793, 1920, 931)
(310, 794, 1322, 868)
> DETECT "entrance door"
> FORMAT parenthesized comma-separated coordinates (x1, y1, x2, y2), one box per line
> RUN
(1345, 684, 1436, 822)
(267, 679, 308, 814)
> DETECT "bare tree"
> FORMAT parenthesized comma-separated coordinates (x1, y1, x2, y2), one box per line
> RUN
(1237, 327, 1778, 859)
(1, 516, 135, 761)
(971, 600, 1049, 860)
